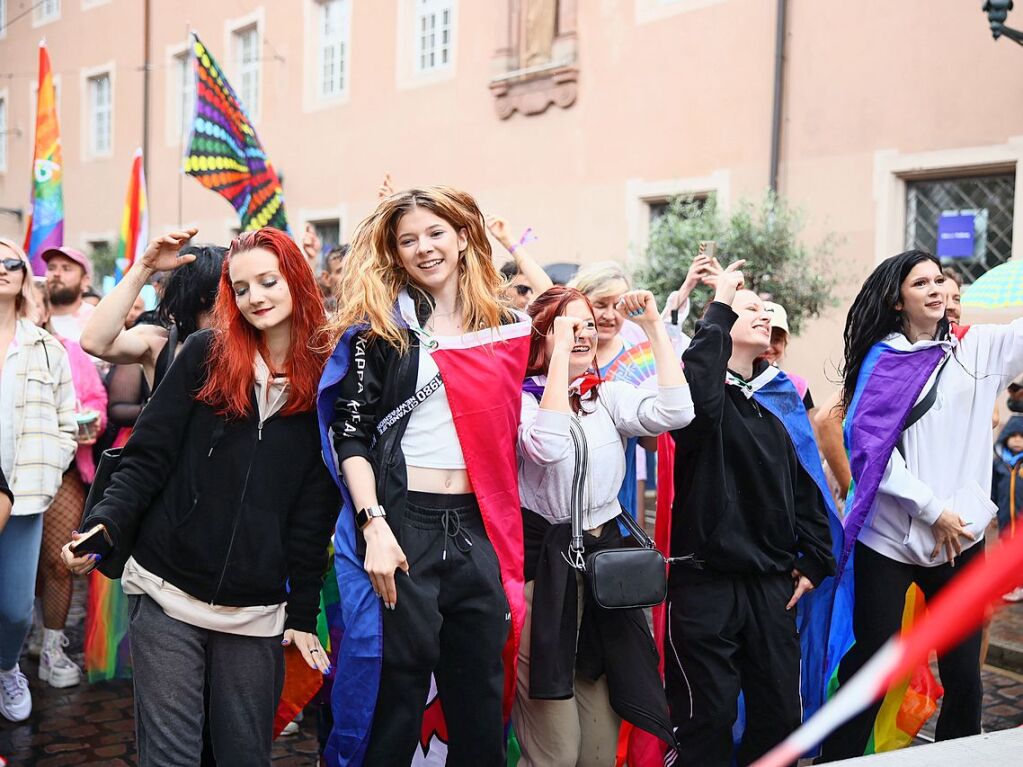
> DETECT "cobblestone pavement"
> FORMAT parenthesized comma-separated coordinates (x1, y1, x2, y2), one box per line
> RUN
(3, 586, 1022, 765)
(0, 583, 321, 766)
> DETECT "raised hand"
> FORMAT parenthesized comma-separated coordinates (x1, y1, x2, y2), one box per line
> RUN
(551, 314, 592, 354)
(616, 289, 660, 326)
(485, 215, 513, 250)
(302, 223, 322, 264)
(378, 172, 395, 199)
(681, 254, 715, 294)
(139, 228, 198, 273)
(706, 260, 746, 305)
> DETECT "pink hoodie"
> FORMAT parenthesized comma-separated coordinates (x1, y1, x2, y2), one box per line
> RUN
(60, 338, 107, 483)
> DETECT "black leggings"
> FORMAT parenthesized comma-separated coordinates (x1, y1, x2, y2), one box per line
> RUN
(363, 491, 510, 767)
(820, 541, 984, 761)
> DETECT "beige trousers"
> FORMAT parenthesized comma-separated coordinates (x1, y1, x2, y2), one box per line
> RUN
(512, 578, 622, 767)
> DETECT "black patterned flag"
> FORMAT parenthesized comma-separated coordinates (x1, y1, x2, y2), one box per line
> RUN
(183, 33, 288, 232)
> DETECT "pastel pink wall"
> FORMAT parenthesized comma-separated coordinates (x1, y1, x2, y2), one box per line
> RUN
(1, 0, 1022, 397)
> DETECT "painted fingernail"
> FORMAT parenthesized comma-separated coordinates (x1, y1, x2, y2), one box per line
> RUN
(281, 639, 290, 645)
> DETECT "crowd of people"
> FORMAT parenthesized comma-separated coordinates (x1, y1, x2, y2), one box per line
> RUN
(0, 179, 1021, 767)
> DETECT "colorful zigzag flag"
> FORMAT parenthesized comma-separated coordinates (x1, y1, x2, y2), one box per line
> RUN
(24, 41, 64, 275)
(183, 33, 288, 232)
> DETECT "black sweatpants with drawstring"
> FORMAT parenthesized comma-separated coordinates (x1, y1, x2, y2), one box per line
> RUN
(664, 566, 803, 767)
(363, 491, 511, 767)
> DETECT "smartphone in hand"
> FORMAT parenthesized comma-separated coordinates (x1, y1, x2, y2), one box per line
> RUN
(70, 525, 113, 559)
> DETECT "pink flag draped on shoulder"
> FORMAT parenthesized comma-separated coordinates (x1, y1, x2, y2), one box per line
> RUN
(389, 291, 530, 766)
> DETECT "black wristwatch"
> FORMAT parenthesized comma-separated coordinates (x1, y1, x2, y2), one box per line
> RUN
(356, 505, 387, 530)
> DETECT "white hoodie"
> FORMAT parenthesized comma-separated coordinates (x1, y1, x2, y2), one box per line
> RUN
(858, 320, 1023, 566)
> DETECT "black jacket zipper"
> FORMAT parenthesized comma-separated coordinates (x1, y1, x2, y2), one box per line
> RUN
(209, 414, 278, 605)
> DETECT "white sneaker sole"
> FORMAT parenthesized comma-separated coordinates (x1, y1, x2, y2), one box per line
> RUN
(38, 664, 81, 689)
(0, 698, 31, 722)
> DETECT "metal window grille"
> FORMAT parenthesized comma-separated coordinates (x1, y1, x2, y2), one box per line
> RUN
(904, 173, 1015, 284)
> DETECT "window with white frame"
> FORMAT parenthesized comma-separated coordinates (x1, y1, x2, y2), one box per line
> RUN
(0, 1, 7, 38)
(318, 0, 350, 99)
(173, 50, 195, 143)
(87, 72, 112, 156)
(34, 0, 59, 24)
(0, 96, 7, 172)
(415, 0, 453, 73)
(234, 24, 260, 119)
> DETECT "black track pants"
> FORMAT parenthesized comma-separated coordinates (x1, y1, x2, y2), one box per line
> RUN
(819, 541, 983, 761)
(664, 568, 802, 767)
(363, 492, 511, 767)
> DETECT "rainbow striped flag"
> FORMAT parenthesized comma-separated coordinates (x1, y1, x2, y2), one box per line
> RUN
(25, 41, 64, 276)
(183, 33, 288, 232)
(115, 149, 148, 283)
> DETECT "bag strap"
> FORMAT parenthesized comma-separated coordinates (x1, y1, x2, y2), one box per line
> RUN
(896, 353, 951, 458)
(375, 372, 442, 438)
(567, 417, 588, 570)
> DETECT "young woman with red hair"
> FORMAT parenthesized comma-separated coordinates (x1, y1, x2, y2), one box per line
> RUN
(514, 285, 692, 766)
(61, 228, 339, 766)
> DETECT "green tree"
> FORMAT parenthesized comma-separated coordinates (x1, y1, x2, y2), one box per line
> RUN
(88, 241, 116, 284)
(634, 191, 840, 335)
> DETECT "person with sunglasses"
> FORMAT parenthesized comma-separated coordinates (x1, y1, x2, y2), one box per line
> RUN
(0, 240, 77, 722)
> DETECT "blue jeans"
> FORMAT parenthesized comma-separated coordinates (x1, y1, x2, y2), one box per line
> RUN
(0, 513, 44, 669)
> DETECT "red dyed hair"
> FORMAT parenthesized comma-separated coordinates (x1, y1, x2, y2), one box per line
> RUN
(526, 286, 600, 378)
(197, 228, 328, 419)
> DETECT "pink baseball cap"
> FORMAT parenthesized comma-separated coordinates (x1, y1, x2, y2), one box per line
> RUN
(41, 246, 93, 279)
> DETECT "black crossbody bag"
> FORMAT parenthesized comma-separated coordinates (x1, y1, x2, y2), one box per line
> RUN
(566, 417, 696, 609)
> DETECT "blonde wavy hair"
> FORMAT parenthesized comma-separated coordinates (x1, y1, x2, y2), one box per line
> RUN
(325, 186, 508, 351)
(567, 260, 632, 299)
(0, 237, 40, 319)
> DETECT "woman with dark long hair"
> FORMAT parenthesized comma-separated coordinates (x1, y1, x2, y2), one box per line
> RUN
(62, 228, 338, 765)
(820, 250, 1023, 760)
(320, 186, 530, 766)
(81, 230, 226, 390)
(513, 285, 690, 765)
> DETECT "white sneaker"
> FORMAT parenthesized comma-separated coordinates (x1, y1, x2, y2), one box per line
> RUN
(280, 710, 304, 736)
(38, 630, 82, 689)
(0, 665, 32, 722)
(1003, 586, 1023, 603)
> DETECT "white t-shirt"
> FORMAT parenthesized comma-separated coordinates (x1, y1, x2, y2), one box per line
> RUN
(49, 302, 95, 343)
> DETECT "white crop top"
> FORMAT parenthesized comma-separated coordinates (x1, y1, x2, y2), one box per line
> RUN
(401, 350, 466, 469)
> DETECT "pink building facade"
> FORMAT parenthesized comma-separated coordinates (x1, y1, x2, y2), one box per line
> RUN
(1, 0, 1022, 394)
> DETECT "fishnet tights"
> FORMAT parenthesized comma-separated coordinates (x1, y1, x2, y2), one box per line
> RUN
(37, 470, 85, 629)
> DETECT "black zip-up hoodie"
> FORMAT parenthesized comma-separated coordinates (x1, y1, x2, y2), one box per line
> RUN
(670, 302, 834, 586)
(85, 330, 339, 633)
